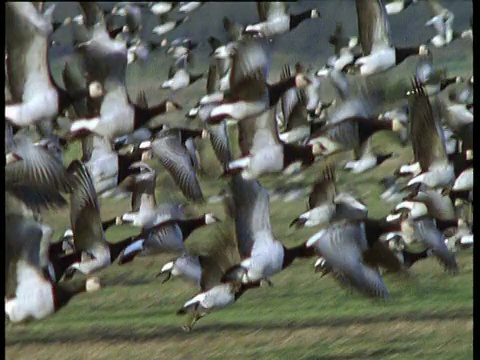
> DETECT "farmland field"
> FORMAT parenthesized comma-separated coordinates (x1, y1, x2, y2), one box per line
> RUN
(5, 1, 473, 359)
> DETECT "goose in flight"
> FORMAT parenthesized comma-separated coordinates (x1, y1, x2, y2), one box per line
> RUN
(425, 0, 457, 48)
(149, 128, 205, 203)
(244, 2, 321, 39)
(118, 212, 221, 264)
(222, 175, 315, 287)
(6, 135, 72, 214)
(352, 0, 428, 76)
(291, 164, 368, 228)
(406, 78, 455, 189)
(176, 223, 260, 332)
(5, 3, 91, 129)
(306, 218, 408, 298)
(224, 108, 324, 179)
(5, 214, 101, 323)
(203, 38, 312, 125)
(64, 161, 138, 277)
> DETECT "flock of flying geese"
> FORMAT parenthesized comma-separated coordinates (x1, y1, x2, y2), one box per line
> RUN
(5, 0, 473, 332)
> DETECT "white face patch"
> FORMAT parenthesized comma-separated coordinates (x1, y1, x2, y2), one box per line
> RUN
(205, 213, 218, 225)
(161, 261, 174, 273)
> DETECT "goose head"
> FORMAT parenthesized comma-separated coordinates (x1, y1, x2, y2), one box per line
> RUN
(222, 264, 247, 283)
(61, 229, 75, 253)
(418, 44, 430, 56)
(465, 149, 473, 161)
(156, 261, 174, 283)
(294, 73, 312, 88)
(88, 81, 104, 98)
(213, 44, 235, 59)
(129, 161, 155, 179)
(86, 276, 102, 293)
(311, 142, 328, 157)
(395, 201, 428, 219)
(310, 9, 321, 19)
(204, 212, 221, 225)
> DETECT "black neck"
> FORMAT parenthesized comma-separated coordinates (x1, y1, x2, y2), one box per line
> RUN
(51, 251, 83, 283)
(176, 216, 207, 240)
(282, 244, 315, 269)
(440, 77, 458, 91)
(149, 123, 165, 136)
(48, 241, 64, 259)
(435, 218, 458, 232)
(235, 282, 262, 300)
(353, 117, 394, 145)
(395, 46, 420, 65)
(283, 143, 315, 167)
(117, 151, 143, 184)
(376, 153, 394, 165)
(448, 190, 470, 204)
(53, 278, 88, 311)
(108, 236, 136, 263)
(268, 76, 296, 107)
(402, 249, 428, 268)
(179, 128, 203, 144)
(290, 10, 313, 29)
(190, 73, 204, 83)
(108, 27, 124, 39)
(134, 101, 169, 128)
(363, 218, 401, 244)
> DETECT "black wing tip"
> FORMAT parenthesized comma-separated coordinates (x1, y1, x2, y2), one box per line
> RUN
(67, 159, 84, 175)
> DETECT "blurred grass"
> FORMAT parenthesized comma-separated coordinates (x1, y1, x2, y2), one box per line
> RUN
(6, 23, 473, 360)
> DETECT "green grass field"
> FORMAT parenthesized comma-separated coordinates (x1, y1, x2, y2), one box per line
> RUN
(6, 36, 473, 360)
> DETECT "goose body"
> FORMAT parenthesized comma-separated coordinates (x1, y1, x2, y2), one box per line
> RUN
(5, 3, 81, 128)
(405, 217, 459, 272)
(385, 0, 417, 15)
(119, 213, 220, 263)
(65, 161, 136, 276)
(150, 2, 176, 16)
(355, 45, 396, 76)
(344, 148, 394, 174)
(150, 128, 204, 203)
(152, 17, 187, 36)
(353, 0, 427, 76)
(6, 214, 100, 323)
(305, 220, 394, 298)
(226, 109, 321, 179)
(205, 39, 311, 125)
(245, 4, 320, 39)
(425, 2, 455, 48)
(179, 2, 203, 14)
(227, 176, 314, 286)
(158, 255, 203, 285)
(407, 78, 455, 190)
(6, 261, 55, 322)
(452, 168, 473, 192)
